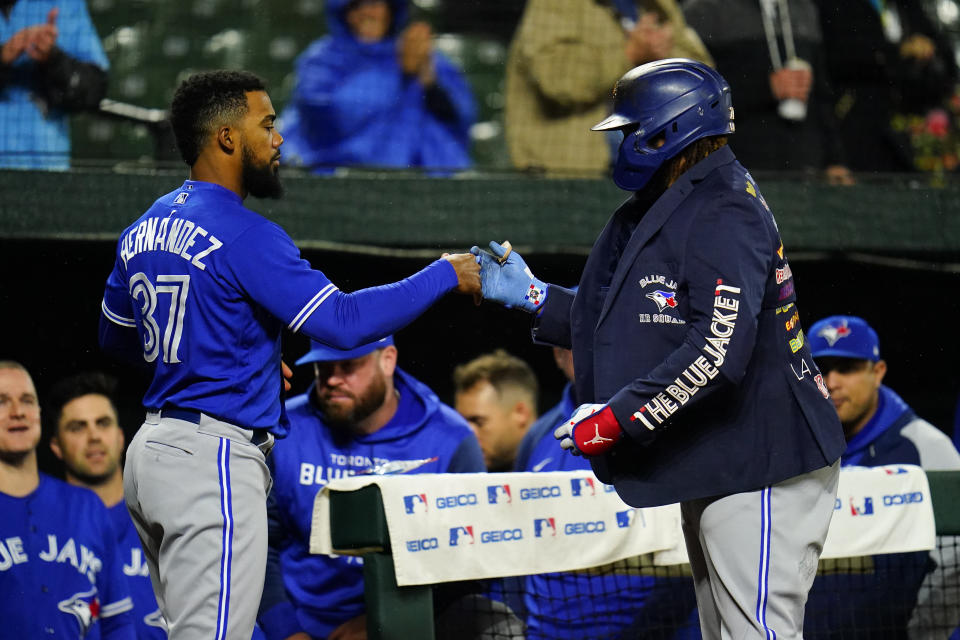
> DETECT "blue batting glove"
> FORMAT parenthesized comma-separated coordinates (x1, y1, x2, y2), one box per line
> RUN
(469, 241, 548, 313)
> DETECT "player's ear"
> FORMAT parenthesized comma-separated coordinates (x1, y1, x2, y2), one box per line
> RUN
(378, 346, 398, 377)
(49, 434, 63, 461)
(216, 126, 236, 154)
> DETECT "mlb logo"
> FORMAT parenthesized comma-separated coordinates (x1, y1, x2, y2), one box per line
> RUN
(616, 508, 642, 528)
(534, 518, 557, 537)
(487, 484, 512, 504)
(570, 477, 595, 497)
(403, 494, 428, 514)
(449, 526, 475, 546)
(884, 467, 909, 475)
(849, 496, 874, 516)
(173, 192, 189, 205)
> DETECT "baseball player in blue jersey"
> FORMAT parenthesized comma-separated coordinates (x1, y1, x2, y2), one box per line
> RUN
(98, 70, 480, 640)
(474, 59, 846, 640)
(46, 372, 167, 638)
(0, 361, 136, 639)
(257, 336, 486, 639)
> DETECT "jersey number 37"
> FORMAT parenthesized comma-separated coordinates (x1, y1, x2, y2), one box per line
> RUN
(129, 272, 191, 364)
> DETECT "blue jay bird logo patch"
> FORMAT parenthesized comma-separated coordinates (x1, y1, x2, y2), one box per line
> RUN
(646, 290, 678, 312)
(58, 589, 100, 636)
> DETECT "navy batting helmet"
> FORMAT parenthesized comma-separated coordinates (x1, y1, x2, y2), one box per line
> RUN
(592, 58, 734, 191)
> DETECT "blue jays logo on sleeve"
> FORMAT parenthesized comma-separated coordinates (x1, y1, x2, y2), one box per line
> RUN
(817, 320, 852, 346)
(57, 588, 100, 636)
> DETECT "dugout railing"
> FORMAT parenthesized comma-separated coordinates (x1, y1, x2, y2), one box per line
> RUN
(327, 471, 960, 640)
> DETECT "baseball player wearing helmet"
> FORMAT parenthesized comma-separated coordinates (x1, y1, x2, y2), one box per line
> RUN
(98, 70, 480, 639)
(475, 59, 846, 640)
(0, 362, 136, 639)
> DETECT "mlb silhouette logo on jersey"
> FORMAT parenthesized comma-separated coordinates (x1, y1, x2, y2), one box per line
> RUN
(487, 484, 512, 504)
(534, 518, 557, 537)
(403, 494, 428, 514)
(449, 526, 475, 546)
(570, 477, 596, 497)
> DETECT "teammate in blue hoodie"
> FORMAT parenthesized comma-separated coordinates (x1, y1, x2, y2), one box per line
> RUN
(278, 0, 476, 173)
(804, 315, 960, 640)
(258, 336, 486, 640)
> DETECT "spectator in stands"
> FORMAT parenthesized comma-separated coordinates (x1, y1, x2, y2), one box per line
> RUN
(277, 0, 476, 174)
(0, 0, 108, 170)
(813, 0, 958, 173)
(453, 349, 538, 472)
(505, 0, 712, 175)
(258, 336, 501, 640)
(682, 0, 853, 183)
(44, 371, 166, 638)
(805, 315, 960, 639)
(515, 345, 699, 639)
(0, 361, 135, 639)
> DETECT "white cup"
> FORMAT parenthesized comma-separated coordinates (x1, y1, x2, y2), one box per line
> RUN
(777, 58, 811, 122)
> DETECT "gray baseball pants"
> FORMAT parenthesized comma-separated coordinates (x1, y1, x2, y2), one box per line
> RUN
(124, 410, 274, 640)
(681, 460, 840, 640)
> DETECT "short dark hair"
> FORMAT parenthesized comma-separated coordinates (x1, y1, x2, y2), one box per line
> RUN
(170, 70, 267, 166)
(453, 349, 539, 407)
(44, 372, 120, 437)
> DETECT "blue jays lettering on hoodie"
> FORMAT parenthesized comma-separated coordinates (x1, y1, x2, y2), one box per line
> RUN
(804, 385, 960, 640)
(277, 0, 476, 172)
(257, 368, 485, 640)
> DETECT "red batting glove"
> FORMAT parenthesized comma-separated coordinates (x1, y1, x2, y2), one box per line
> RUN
(555, 405, 623, 456)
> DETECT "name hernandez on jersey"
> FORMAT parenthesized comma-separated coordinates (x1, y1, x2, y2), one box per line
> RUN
(118, 213, 223, 271)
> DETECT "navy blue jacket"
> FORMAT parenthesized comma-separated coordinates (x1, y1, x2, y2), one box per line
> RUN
(533, 146, 845, 507)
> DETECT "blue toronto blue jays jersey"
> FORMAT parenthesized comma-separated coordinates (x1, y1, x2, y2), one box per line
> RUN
(0, 474, 135, 639)
(100, 180, 457, 434)
(258, 368, 485, 640)
(515, 385, 697, 640)
(107, 503, 166, 638)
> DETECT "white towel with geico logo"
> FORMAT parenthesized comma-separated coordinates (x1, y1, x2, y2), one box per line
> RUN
(653, 464, 936, 566)
(310, 471, 681, 586)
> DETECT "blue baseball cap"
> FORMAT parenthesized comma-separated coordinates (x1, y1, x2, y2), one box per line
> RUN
(295, 335, 394, 365)
(808, 316, 880, 362)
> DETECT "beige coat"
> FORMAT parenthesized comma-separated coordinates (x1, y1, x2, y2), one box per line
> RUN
(505, 0, 712, 174)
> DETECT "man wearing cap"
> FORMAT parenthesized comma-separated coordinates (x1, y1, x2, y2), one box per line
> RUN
(256, 336, 486, 640)
(805, 314, 960, 638)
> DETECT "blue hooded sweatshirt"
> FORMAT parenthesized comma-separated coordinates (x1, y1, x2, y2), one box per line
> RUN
(277, 0, 476, 172)
(258, 367, 485, 639)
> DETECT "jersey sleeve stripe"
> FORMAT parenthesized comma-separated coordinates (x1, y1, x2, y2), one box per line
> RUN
(289, 284, 339, 333)
(100, 597, 135, 617)
(101, 299, 137, 328)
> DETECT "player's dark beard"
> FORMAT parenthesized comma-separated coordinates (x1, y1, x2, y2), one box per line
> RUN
(241, 144, 283, 200)
(69, 465, 117, 487)
(319, 373, 388, 432)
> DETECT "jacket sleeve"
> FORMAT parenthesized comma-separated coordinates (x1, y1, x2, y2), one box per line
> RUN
(608, 195, 773, 445)
(427, 54, 476, 137)
(531, 285, 576, 348)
